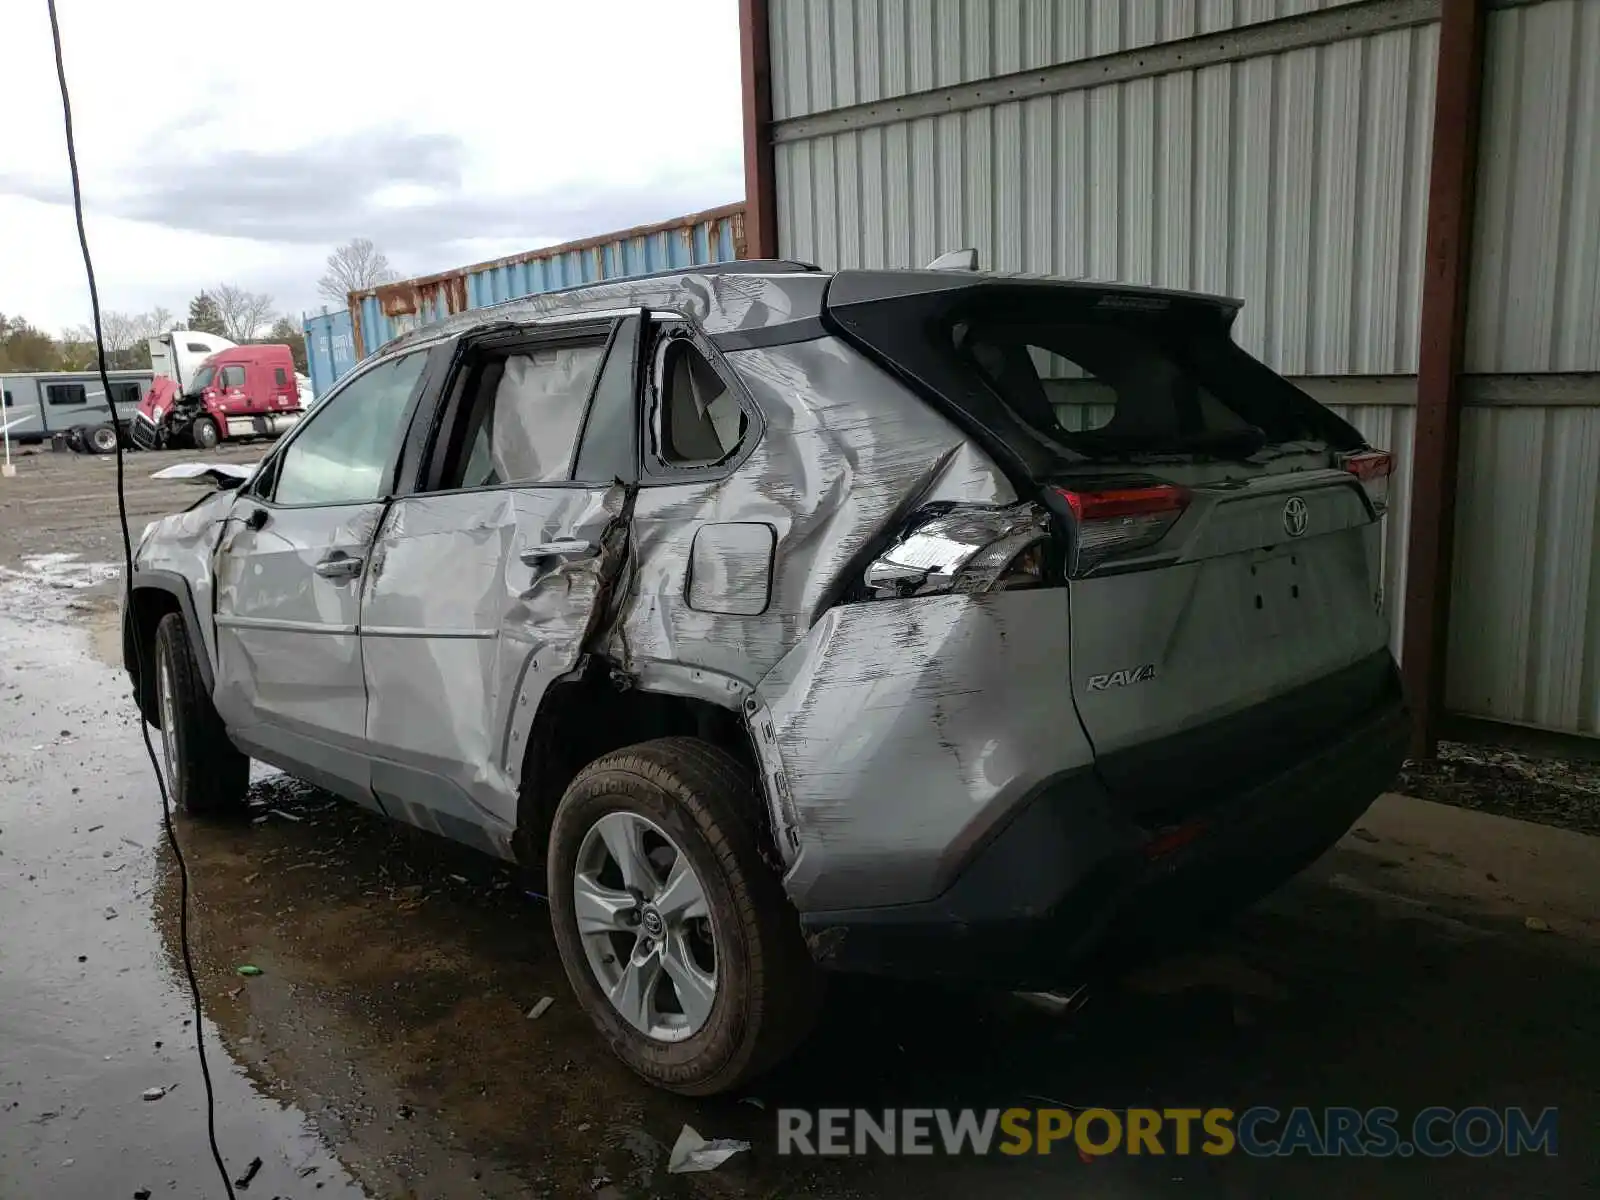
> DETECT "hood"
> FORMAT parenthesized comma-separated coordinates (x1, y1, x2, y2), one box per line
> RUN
(137, 378, 181, 421)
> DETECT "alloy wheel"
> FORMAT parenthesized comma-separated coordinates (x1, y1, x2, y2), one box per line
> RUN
(572, 811, 718, 1042)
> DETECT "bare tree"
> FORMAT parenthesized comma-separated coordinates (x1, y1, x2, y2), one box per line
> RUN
(211, 284, 276, 343)
(98, 311, 140, 353)
(133, 306, 176, 341)
(318, 238, 399, 303)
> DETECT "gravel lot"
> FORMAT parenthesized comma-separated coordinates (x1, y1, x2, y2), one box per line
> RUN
(0, 440, 263, 570)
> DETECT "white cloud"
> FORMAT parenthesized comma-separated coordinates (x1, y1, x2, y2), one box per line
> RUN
(0, 0, 743, 329)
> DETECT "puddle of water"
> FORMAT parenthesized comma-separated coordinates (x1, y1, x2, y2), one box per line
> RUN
(0, 552, 121, 624)
(0, 610, 370, 1199)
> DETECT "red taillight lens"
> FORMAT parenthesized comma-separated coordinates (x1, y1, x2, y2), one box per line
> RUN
(1057, 484, 1190, 522)
(1052, 483, 1190, 576)
(1339, 450, 1392, 515)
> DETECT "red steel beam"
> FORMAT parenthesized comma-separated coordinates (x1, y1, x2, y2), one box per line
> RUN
(1402, 0, 1488, 758)
(738, 0, 778, 259)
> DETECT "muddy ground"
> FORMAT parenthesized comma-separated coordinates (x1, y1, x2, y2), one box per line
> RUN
(2, 449, 1599, 1197)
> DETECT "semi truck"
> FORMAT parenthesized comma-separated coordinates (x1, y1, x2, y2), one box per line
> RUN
(129, 331, 307, 450)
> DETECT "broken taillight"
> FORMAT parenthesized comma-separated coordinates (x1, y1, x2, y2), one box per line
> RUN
(862, 502, 1050, 599)
(1339, 449, 1392, 516)
(1051, 483, 1190, 576)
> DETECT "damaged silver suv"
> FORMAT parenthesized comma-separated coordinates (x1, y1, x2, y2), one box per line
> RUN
(124, 262, 1408, 1094)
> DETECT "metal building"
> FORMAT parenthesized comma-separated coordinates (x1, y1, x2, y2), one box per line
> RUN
(738, 0, 1600, 748)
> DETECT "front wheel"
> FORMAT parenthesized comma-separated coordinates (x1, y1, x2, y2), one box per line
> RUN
(548, 737, 820, 1095)
(153, 612, 248, 816)
(189, 416, 220, 450)
(87, 423, 119, 454)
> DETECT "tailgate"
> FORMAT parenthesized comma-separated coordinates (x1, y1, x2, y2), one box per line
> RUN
(1063, 470, 1394, 823)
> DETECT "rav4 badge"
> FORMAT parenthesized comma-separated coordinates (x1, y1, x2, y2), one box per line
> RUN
(1087, 664, 1156, 692)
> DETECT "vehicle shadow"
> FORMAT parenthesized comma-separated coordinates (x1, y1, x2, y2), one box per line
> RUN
(156, 774, 1600, 1199)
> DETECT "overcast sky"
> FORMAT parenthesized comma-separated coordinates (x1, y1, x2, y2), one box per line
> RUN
(0, 0, 744, 332)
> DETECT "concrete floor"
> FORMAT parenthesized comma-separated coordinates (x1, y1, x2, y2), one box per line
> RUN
(1, 452, 1597, 1198)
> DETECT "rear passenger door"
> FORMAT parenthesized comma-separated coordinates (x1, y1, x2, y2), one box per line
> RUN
(356, 313, 645, 857)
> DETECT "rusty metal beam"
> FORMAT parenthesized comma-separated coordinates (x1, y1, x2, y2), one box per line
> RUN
(738, 0, 778, 259)
(1402, 0, 1487, 758)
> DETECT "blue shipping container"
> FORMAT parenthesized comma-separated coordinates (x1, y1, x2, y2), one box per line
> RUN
(302, 308, 359, 397)
(348, 203, 744, 358)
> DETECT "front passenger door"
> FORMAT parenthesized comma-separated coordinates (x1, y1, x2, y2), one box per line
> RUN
(212, 348, 432, 807)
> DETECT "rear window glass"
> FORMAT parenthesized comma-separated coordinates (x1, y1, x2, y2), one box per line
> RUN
(952, 315, 1309, 459)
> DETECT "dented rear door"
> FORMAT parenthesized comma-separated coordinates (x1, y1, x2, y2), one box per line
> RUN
(356, 314, 644, 856)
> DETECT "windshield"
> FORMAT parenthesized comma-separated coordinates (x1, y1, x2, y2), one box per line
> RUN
(188, 365, 216, 392)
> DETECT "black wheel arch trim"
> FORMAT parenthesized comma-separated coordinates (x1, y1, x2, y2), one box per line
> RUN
(125, 570, 214, 696)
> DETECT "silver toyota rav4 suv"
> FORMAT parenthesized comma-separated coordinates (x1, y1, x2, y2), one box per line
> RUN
(124, 262, 1408, 1094)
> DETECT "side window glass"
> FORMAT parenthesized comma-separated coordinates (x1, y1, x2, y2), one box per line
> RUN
(221, 365, 246, 388)
(653, 338, 746, 468)
(47, 384, 87, 406)
(273, 351, 426, 506)
(445, 342, 604, 490)
(274, 367, 288, 387)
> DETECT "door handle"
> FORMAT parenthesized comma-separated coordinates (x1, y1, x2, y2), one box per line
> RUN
(314, 553, 363, 580)
(520, 538, 595, 565)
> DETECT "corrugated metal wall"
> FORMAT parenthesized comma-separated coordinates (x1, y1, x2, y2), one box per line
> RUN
(770, 0, 1367, 120)
(776, 21, 1439, 376)
(352, 205, 745, 356)
(1466, 0, 1600, 374)
(768, 0, 1600, 739)
(1448, 404, 1600, 735)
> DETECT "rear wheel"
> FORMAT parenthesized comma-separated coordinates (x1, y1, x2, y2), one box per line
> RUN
(153, 612, 248, 816)
(548, 737, 819, 1095)
(189, 416, 220, 450)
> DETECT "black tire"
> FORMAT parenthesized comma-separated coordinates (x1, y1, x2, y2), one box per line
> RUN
(548, 737, 820, 1095)
(87, 424, 119, 454)
(152, 612, 248, 817)
(190, 416, 220, 450)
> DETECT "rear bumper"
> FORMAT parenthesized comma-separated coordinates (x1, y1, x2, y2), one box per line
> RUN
(798, 680, 1409, 987)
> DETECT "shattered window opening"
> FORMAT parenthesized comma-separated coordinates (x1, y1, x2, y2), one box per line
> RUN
(653, 337, 746, 468)
(446, 341, 606, 490)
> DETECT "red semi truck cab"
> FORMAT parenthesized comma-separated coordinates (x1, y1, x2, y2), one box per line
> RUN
(132, 344, 303, 450)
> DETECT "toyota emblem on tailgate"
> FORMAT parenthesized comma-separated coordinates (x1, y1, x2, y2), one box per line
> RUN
(1282, 496, 1309, 538)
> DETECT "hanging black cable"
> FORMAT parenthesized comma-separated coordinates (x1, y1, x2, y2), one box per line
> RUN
(43, 2, 239, 1196)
